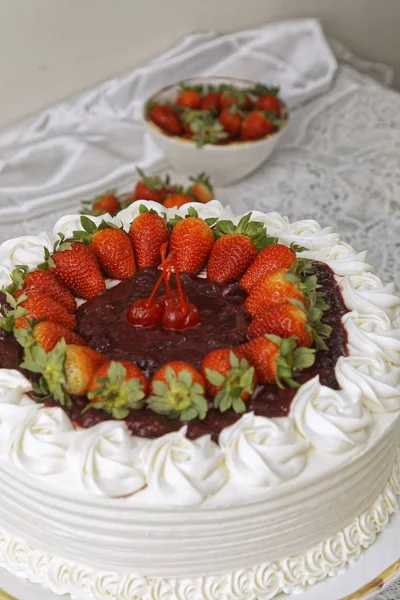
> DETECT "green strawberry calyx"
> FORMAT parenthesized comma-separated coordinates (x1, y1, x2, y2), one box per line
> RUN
(80, 189, 118, 217)
(168, 206, 218, 229)
(219, 85, 248, 106)
(72, 216, 120, 245)
(206, 351, 256, 414)
(136, 168, 167, 191)
(86, 361, 146, 420)
(288, 297, 332, 351)
(0, 291, 28, 332)
(179, 82, 204, 94)
(20, 339, 71, 408)
(189, 171, 213, 192)
(249, 83, 280, 97)
(265, 334, 316, 390)
(147, 366, 208, 421)
(284, 259, 332, 350)
(181, 110, 228, 147)
(38, 233, 73, 270)
(4, 265, 29, 296)
(213, 213, 278, 251)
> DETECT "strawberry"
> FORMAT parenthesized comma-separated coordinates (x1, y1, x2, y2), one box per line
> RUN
(188, 172, 214, 204)
(20, 340, 107, 406)
(47, 237, 106, 300)
(176, 89, 202, 110)
(201, 349, 257, 413)
(248, 298, 332, 350)
(256, 94, 281, 116)
(241, 112, 274, 141)
(163, 194, 194, 209)
(15, 292, 76, 330)
(150, 104, 182, 136)
(15, 320, 87, 353)
(169, 209, 214, 274)
(249, 302, 311, 347)
(220, 88, 252, 111)
(73, 217, 136, 279)
(240, 243, 297, 293)
(245, 268, 305, 318)
(208, 235, 257, 285)
(201, 92, 221, 112)
(239, 334, 315, 387)
(83, 193, 121, 217)
(207, 213, 275, 284)
(87, 360, 148, 419)
(219, 107, 243, 138)
(148, 361, 208, 421)
(8, 265, 76, 312)
(128, 205, 169, 269)
(134, 169, 169, 203)
(64, 344, 107, 396)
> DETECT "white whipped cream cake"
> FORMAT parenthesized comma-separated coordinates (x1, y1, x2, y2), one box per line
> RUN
(0, 200, 398, 600)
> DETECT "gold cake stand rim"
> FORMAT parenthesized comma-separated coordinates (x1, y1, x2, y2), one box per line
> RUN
(0, 558, 399, 600)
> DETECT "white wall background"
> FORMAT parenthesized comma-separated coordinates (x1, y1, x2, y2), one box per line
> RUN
(1, 0, 400, 129)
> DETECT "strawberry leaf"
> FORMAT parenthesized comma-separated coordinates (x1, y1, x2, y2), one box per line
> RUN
(80, 216, 98, 235)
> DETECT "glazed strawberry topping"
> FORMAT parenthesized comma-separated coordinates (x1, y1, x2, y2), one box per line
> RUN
(0, 207, 348, 442)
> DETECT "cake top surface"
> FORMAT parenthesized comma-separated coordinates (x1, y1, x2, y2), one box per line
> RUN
(0, 199, 399, 507)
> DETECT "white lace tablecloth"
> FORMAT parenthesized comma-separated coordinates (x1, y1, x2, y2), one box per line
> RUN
(0, 36, 399, 599)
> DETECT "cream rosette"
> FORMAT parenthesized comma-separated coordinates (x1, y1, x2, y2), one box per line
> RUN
(247, 210, 290, 236)
(114, 200, 167, 232)
(335, 355, 400, 413)
(141, 427, 227, 505)
(52, 214, 106, 240)
(0, 369, 33, 405)
(299, 241, 371, 276)
(278, 220, 339, 250)
(0, 405, 73, 474)
(340, 272, 400, 320)
(292, 377, 372, 453)
(343, 310, 400, 365)
(67, 421, 147, 497)
(219, 413, 308, 486)
(0, 233, 52, 275)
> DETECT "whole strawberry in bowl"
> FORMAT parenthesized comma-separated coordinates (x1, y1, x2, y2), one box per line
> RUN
(143, 77, 289, 186)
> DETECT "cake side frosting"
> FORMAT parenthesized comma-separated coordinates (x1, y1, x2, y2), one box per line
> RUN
(0, 445, 398, 600)
(0, 200, 398, 507)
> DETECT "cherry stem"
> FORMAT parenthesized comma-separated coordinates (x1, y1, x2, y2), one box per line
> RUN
(173, 261, 188, 316)
(146, 271, 165, 307)
(146, 242, 171, 307)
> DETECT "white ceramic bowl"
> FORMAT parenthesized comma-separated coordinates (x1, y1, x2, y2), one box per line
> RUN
(143, 76, 289, 186)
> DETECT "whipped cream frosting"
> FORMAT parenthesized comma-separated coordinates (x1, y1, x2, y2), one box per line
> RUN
(300, 241, 372, 276)
(343, 309, 400, 365)
(291, 376, 372, 453)
(67, 421, 147, 497)
(341, 272, 400, 320)
(141, 427, 227, 505)
(219, 413, 308, 486)
(336, 355, 400, 413)
(0, 200, 398, 506)
(0, 233, 52, 281)
(0, 405, 73, 474)
(0, 368, 32, 405)
(0, 447, 398, 600)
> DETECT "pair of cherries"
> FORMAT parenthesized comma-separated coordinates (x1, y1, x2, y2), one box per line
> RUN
(126, 244, 200, 331)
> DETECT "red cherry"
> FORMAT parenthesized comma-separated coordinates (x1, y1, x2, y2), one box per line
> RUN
(127, 298, 164, 327)
(162, 299, 200, 330)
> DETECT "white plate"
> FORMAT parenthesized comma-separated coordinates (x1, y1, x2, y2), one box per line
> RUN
(0, 509, 399, 600)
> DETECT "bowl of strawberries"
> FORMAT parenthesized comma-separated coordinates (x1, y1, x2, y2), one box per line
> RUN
(143, 77, 288, 186)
